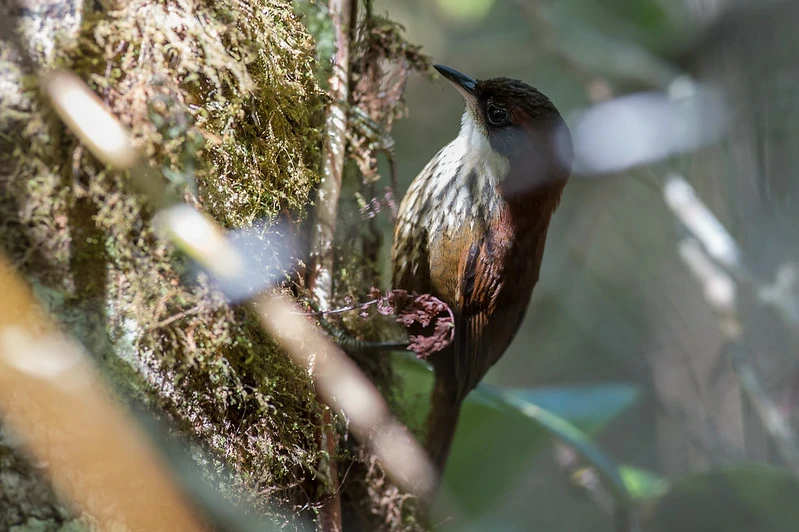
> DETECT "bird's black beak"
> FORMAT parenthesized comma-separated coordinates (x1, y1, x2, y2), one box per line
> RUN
(434, 64, 478, 108)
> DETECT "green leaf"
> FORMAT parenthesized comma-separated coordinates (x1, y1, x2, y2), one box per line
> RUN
(620, 465, 668, 501)
(645, 465, 799, 532)
(496, 387, 632, 505)
(508, 384, 640, 436)
(392, 354, 640, 518)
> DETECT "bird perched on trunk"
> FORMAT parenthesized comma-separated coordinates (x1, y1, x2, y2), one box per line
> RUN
(391, 65, 572, 482)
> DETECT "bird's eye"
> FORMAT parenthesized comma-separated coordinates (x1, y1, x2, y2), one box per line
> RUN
(487, 104, 509, 126)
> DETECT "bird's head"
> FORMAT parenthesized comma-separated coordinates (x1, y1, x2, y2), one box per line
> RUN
(434, 64, 573, 197)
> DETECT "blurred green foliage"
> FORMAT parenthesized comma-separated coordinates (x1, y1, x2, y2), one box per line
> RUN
(620, 465, 668, 501)
(435, 0, 496, 26)
(646, 466, 799, 532)
(392, 354, 641, 522)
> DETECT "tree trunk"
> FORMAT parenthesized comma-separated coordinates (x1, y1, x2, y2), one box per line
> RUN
(0, 0, 424, 528)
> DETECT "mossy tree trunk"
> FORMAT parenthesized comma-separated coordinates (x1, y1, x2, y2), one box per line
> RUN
(0, 0, 424, 529)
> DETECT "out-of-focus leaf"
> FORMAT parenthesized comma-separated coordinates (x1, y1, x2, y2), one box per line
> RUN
(620, 465, 668, 501)
(392, 354, 639, 518)
(508, 384, 640, 436)
(436, 0, 496, 25)
(557, 0, 681, 52)
(645, 465, 799, 532)
(439, 383, 543, 518)
(497, 387, 632, 505)
(539, 2, 679, 88)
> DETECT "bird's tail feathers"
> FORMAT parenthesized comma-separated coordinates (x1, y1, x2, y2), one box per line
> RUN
(425, 376, 463, 481)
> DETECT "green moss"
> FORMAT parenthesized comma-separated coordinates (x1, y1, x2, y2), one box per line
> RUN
(1, 0, 329, 521)
(1, 0, 432, 527)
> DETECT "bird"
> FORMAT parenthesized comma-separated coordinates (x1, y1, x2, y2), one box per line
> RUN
(391, 64, 572, 482)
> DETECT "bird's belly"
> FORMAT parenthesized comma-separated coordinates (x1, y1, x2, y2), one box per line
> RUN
(427, 226, 476, 308)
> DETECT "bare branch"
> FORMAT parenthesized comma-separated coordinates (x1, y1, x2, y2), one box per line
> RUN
(306, 0, 358, 527)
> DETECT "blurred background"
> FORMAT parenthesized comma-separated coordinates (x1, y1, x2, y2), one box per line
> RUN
(5, 0, 799, 530)
(374, 0, 799, 529)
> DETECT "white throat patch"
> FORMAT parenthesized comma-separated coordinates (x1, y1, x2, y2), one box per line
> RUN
(458, 110, 510, 181)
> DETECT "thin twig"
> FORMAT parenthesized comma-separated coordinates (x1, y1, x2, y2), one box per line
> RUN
(294, 299, 378, 317)
(307, 1, 357, 527)
(299, 297, 409, 352)
(308, 0, 355, 311)
(150, 306, 203, 330)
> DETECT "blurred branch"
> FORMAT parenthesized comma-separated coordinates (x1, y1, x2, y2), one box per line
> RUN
(549, 432, 643, 532)
(554, 444, 605, 505)
(665, 174, 799, 334)
(665, 174, 799, 474)
(0, 256, 203, 531)
(307, 0, 358, 527)
(254, 293, 435, 497)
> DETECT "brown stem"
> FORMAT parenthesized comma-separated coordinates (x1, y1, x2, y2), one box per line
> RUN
(308, 0, 355, 310)
(308, 0, 357, 529)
